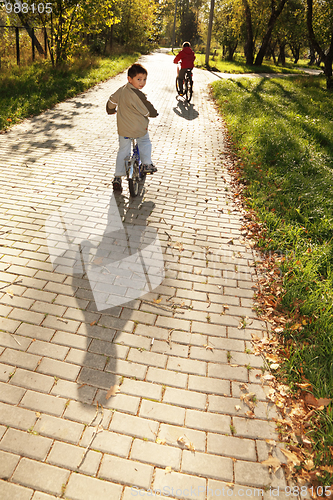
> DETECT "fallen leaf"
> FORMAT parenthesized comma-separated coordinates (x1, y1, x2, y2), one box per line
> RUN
(246, 410, 255, 418)
(165, 466, 172, 474)
(106, 385, 120, 399)
(261, 455, 281, 473)
(156, 438, 166, 445)
(280, 448, 302, 466)
(235, 405, 241, 411)
(90, 321, 97, 326)
(5, 289, 14, 297)
(93, 257, 104, 265)
(270, 363, 280, 370)
(153, 298, 162, 304)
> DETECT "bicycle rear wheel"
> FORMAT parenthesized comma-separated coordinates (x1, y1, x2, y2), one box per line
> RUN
(128, 160, 140, 197)
(176, 77, 181, 95)
(184, 75, 193, 102)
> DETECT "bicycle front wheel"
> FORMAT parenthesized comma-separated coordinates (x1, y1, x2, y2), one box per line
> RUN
(184, 76, 193, 102)
(128, 160, 140, 197)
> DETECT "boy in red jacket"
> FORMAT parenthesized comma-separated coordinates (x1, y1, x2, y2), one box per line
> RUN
(173, 42, 196, 95)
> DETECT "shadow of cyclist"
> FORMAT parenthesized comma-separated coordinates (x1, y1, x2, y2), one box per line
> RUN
(173, 98, 199, 120)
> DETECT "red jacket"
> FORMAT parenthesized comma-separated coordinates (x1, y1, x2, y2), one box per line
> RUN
(173, 47, 196, 69)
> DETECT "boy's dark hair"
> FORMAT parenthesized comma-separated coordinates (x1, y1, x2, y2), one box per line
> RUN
(183, 42, 191, 48)
(128, 64, 148, 78)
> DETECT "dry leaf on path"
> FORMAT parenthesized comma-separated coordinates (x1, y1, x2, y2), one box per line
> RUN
(156, 438, 166, 445)
(280, 448, 302, 466)
(106, 385, 120, 400)
(165, 466, 172, 474)
(261, 455, 281, 473)
(153, 298, 162, 304)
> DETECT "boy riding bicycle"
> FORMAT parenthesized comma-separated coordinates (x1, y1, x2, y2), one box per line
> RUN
(173, 41, 196, 96)
(106, 63, 158, 192)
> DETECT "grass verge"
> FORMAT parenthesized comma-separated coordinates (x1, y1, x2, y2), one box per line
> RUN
(0, 53, 139, 131)
(195, 53, 317, 75)
(211, 74, 333, 485)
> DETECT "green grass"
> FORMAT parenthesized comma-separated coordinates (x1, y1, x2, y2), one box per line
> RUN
(195, 53, 316, 75)
(0, 53, 139, 131)
(211, 74, 333, 484)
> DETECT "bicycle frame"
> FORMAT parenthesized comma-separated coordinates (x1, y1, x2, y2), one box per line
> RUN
(124, 138, 145, 197)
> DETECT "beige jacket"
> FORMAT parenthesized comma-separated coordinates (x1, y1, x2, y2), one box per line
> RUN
(106, 83, 158, 138)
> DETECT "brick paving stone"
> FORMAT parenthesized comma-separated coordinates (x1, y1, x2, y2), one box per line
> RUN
(46, 441, 102, 475)
(27, 340, 69, 360)
(15, 323, 55, 342)
(153, 468, 206, 500)
(158, 424, 206, 452)
(163, 387, 207, 410)
(128, 348, 167, 368)
(120, 378, 163, 400)
(188, 375, 230, 395)
(146, 366, 188, 388)
(51, 378, 97, 405)
(51, 331, 89, 350)
(12, 457, 70, 496)
(208, 362, 248, 382)
(0, 332, 32, 352)
(139, 399, 186, 426)
(80, 427, 132, 457)
(32, 493, 59, 500)
(185, 409, 231, 434)
(66, 348, 107, 370)
(88, 338, 128, 358)
(109, 411, 159, 441)
(0, 401, 37, 430)
(98, 454, 154, 489)
(34, 414, 85, 444)
(235, 460, 287, 488)
(63, 400, 112, 427)
(233, 416, 278, 440)
(0, 480, 34, 500)
(106, 357, 148, 380)
(207, 433, 256, 461)
(181, 449, 233, 481)
(95, 391, 140, 414)
(0, 428, 53, 461)
(122, 486, 171, 500)
(64, 472, 122, 500)
(0, 380, 25, 404)
(0, 449, 21, 479)
(167, 356, 207, 376)
(131, 439, 182, 470)
(10, 368, 55, 393)
(207, 481, 265, 500)
(36, 357, 80, 381)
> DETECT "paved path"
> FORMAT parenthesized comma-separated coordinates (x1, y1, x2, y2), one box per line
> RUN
(0, 51, 287, 500)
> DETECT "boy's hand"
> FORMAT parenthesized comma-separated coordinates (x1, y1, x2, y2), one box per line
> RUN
(106, 101, 117, 114)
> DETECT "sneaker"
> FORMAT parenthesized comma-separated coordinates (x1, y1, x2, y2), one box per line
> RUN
(142, 164, 157, 174)
(112, 176, 122, 192)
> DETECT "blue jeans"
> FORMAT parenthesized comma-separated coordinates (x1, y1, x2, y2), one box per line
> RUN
(115, 132, 152, 176)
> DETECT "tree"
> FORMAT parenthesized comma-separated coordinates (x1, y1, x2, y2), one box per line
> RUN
(307, 0, 333, 89)
(213, 0, 239, 61)
(254, 0, 287, 65)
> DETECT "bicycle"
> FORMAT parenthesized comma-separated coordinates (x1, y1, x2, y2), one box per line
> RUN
(176, 67, 193, 102)
(122, 138, 146, 197)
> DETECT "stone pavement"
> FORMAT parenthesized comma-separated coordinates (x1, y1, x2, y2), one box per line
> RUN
(0, 50, 287, 500)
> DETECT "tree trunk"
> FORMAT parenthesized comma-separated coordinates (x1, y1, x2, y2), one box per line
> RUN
(254, 0, 287, 66)
(17, 13, 45, 55)
(242, 0, 254, 65)
(227, 42, 238, 61)
(278, 43, 286, 65)
(307, 0, 333, 90)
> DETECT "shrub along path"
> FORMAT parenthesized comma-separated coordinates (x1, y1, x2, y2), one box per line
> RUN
(0, 51, 290, 499)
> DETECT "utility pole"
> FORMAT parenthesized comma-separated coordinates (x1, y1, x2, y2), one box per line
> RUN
(171, 0, 178, 53)
(205, 0, 215, 67)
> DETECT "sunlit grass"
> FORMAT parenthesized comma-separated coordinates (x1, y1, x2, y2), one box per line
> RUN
(0, 53, 139, 130)
(195, 52, 317, 75)
(212, 74, 333, 483)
